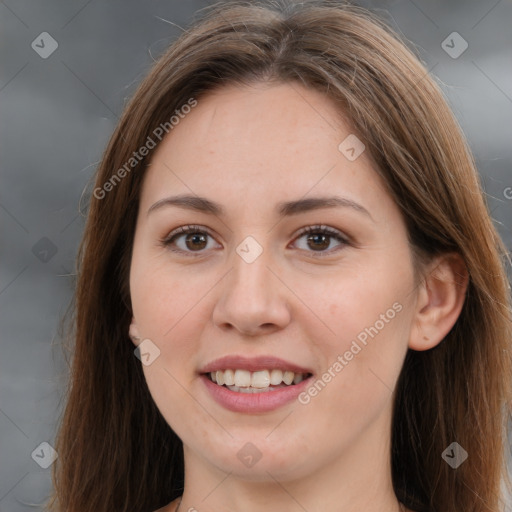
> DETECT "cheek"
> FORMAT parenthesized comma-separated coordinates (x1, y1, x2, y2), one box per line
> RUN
(130, 251, 200, 337)
(316, 260, 411, 337)
(302, 289, 411, 441)
(311, 257, 413, 383)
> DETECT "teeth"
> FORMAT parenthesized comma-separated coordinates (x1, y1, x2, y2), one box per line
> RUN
(208, 369, 309, 389)
(270, 369, 283, 385)
(293, 373, 304, 384)
(251, 370, 271, 388)
(223, 369, 235, 386)
(227, 385, 274, 393)
(234, 369, 252, 387)
(283, 371, 294, 385)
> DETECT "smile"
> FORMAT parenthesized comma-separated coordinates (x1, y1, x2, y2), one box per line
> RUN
(201, 370, 314, 413)
(206, 368, 312, 392)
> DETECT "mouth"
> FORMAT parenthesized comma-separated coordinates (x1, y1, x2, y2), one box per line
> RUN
(202, 369, 314, 394)
(199, 355, 315, 411)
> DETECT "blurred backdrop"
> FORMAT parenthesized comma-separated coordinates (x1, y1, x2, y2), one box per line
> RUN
(1, 0, 511, 510)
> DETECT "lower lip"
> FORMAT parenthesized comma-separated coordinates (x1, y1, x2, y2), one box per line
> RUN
(200, 374, 313, 413)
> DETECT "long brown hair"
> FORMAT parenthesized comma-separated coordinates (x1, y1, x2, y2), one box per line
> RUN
(45, 1, 512, 511)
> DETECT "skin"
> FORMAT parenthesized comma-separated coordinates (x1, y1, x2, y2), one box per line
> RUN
(129, 82, 467, 512)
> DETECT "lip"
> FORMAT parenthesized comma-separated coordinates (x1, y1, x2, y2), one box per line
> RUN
(198, 355, 313, 374)
(200, 373, 314, 413)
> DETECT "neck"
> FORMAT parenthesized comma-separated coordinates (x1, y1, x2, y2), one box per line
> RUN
(176, 423, 402, 512)
(176, 498, 405, 512)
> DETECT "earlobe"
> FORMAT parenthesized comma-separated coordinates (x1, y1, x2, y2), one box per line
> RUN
(409, 253, 468, 351)
(129, 317, 141, 346)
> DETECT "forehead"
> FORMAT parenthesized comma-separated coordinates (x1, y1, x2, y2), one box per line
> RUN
(139, 82, 390, 218)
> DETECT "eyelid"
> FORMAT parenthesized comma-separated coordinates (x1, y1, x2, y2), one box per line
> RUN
(292, 224, 349, 243)
(164, 224, 215, 240)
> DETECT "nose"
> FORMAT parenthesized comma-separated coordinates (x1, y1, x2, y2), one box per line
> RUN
(212, 247, 292, 337)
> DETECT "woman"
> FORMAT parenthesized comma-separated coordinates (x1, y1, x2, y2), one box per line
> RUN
(46, 1, 512, 511)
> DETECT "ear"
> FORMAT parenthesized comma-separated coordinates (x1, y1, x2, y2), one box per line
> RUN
(409, 253, 468, 351)
(129, 317, 142, 347)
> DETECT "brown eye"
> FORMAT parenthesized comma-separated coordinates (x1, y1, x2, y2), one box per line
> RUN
(183, 232, 208, 251)
(305, 233, 330, 251)
(161, 225, 219, 255)
(293, 225, 349, 257)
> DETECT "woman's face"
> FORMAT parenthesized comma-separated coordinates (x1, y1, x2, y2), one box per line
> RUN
(129, 82, 419, 483)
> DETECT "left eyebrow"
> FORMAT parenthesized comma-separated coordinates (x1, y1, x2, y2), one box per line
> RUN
(277, 196, 373, 220)
(147, 194, 374, 221)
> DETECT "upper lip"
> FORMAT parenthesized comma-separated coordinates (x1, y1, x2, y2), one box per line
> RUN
(199, 355, 313, 375)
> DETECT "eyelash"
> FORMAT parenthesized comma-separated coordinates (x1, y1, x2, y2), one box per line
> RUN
(159, 224, 350, 259)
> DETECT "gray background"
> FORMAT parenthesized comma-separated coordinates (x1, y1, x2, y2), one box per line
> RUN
(1, 0, 511, 510)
